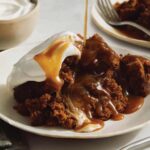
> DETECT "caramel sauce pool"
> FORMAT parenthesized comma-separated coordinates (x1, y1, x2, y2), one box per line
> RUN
(112, 114, 124, 121)
(124, 96, 144, 114)
(113, 96, 144, 120)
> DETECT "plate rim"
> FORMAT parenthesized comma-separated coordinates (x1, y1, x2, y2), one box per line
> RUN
(0, 113, 150, 139)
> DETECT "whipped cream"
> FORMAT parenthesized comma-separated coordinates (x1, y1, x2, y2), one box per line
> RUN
(7, 31, 82, 89)
(0, 0, 35, 20)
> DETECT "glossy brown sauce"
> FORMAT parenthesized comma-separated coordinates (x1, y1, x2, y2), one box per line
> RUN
(112, 96, 144, 120)
(34, 41, 70, 90)
(112, 114, 124, 121)
(123, 95, 144, 114)
(116, 26, 150, 41)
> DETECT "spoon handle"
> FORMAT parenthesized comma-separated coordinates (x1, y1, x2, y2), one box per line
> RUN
(120, 137, 150, 150)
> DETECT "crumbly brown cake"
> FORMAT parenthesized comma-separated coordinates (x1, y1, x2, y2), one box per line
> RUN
(80, 34, 120, 73)
(14, 34, 150, 129)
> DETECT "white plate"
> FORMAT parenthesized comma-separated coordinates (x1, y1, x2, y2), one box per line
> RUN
(0, 45, 150, 139)
(91, 0, 150, 48)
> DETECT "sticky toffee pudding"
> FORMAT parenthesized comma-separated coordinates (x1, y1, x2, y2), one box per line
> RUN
(8, 33, 150, 132)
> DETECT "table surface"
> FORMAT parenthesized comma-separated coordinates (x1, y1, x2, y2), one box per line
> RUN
(5, 0, 150, 149)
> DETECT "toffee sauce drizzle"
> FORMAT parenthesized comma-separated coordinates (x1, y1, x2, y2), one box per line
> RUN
(34, 41, 70, 91)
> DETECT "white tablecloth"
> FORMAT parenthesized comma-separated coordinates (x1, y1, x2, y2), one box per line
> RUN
(9, 0, 150, 149)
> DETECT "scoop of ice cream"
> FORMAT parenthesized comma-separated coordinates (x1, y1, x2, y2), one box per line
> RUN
(7, 31, 82, 90)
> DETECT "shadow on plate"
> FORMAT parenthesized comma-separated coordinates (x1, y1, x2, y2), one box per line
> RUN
(26, 129, 142, 150)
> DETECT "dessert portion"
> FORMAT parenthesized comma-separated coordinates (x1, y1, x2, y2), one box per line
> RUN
(115, 0, 150, 40)
(7, 32, 150, 132)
